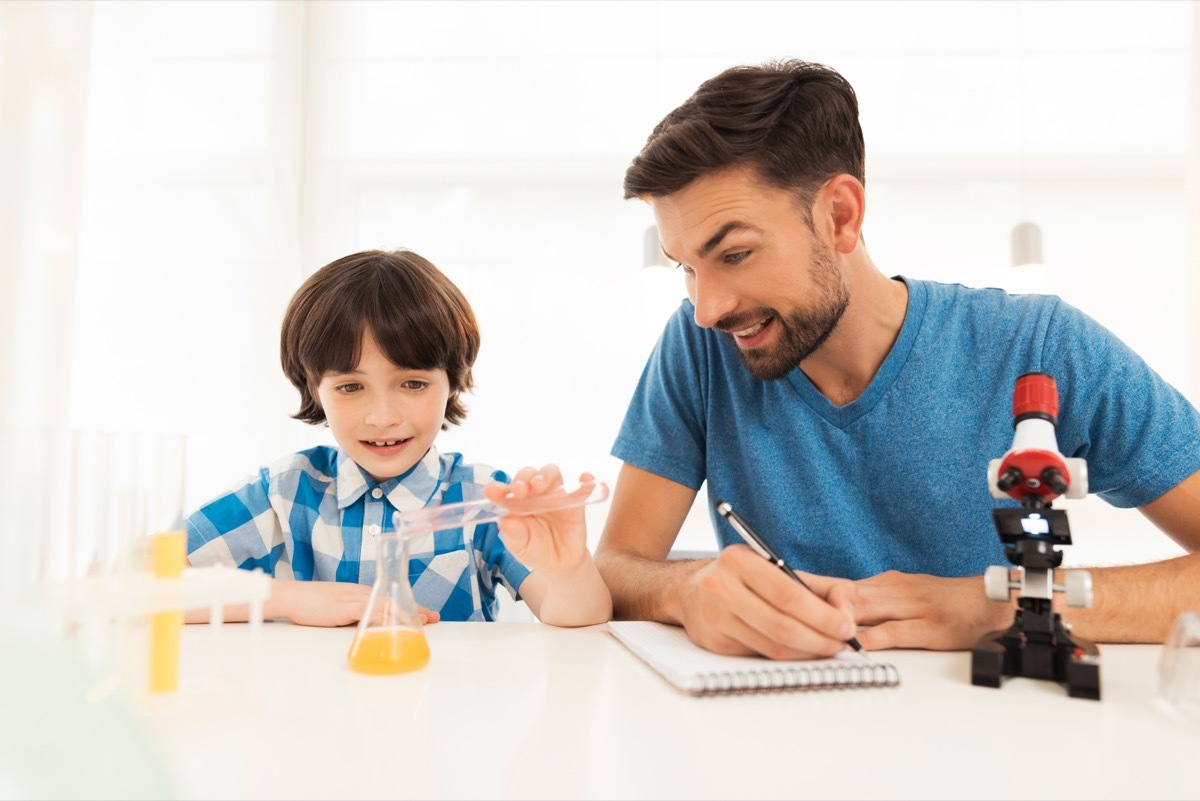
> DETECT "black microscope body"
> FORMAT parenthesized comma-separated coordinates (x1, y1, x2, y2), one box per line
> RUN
(970, 372, 1101, 701)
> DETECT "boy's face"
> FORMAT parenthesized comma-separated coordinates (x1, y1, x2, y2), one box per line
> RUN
(316, 328, 450, 483)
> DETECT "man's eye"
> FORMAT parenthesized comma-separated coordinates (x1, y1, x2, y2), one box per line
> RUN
(725, 251, 749, 265)
(674, 261, 694, 276)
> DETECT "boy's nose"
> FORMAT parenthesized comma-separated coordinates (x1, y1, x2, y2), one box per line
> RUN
(364, 396, 402, 427)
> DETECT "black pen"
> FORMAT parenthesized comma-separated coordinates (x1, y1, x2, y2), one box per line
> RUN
(715, 500, 867, 656)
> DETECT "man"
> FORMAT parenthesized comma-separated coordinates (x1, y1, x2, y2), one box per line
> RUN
(594, 58, 1200, 660)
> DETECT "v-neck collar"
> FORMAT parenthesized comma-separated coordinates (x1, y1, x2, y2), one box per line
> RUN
(783, 276, 926, 430)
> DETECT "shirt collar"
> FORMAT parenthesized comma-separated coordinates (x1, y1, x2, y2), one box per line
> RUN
(335, 445, 443, 512)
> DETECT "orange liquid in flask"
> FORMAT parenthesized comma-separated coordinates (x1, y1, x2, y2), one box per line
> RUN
(347, 627, 430, 674)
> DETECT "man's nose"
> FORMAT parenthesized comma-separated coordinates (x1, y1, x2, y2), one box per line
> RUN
(690, 271, 737, 330)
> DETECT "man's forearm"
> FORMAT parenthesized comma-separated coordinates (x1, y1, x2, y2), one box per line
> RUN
(1059, 553, 1200, 643)
(595, 549, 709, 623)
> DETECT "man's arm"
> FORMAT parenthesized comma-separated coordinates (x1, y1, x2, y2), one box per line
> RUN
(853, 470, 1200, 649)
(1074, 468, 1200, 641)
(593, 463, 700, 623)
(595, 463, 858, 659)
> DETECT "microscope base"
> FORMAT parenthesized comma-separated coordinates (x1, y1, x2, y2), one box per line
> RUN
(971, 613, 1101, 700)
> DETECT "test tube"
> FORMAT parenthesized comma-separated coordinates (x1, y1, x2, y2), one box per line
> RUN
(394, 479, 609, 535)
(148, 530, 185, 693)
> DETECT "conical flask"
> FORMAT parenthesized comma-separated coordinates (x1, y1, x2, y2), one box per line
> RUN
(347, 533, 430, 675)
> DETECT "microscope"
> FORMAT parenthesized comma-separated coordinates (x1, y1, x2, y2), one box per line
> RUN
(970, 372, 1102, 700)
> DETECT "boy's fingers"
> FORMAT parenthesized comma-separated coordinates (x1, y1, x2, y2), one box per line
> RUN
(497, 518, 531, 552)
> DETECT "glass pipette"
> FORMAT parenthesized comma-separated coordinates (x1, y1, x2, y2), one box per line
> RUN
(392, 478, 609, 536)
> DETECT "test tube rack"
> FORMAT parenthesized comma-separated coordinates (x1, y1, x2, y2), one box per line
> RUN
(44, 565, 270, 703)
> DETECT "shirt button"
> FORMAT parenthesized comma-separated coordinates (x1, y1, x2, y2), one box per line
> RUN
(368, 524, 380, 536)
(371, 488, 383, 499)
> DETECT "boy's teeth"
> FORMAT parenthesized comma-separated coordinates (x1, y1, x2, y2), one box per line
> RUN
(370, 440, 399, 446)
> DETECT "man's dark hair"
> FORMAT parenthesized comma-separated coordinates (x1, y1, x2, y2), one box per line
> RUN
(280, 249, 480, 429)
(623, 59, 865, 217)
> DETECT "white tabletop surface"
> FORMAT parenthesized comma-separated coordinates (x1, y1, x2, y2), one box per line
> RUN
(139, 620, 1199, 801)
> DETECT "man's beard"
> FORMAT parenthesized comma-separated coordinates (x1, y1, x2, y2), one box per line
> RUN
(730, 239, 849, 381)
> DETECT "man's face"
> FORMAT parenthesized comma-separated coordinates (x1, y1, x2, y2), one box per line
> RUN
(650, 167, 850, 380)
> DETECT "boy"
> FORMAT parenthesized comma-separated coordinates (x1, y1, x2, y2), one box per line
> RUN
(186, 249, 611, 627)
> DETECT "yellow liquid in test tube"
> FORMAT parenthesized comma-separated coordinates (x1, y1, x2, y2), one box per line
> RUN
(149, 531, 185, 693)
(347, 627, 430, 674)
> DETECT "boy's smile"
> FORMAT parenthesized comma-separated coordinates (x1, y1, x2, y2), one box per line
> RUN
(316, 328, 450, 483)
(361, 438, 413, 457)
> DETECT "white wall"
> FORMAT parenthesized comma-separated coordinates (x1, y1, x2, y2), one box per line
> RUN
(1, 0, 1196, 581)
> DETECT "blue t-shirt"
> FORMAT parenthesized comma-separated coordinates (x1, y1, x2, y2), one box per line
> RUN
(186, 445, 531, 621)
(612, 277, 1200, 579)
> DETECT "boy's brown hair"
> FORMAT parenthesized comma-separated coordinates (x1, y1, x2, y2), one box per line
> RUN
(280, 249, 480, 429)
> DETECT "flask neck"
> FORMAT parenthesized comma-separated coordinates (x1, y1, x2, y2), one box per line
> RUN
(378, 534, 411, 583)
(374, 534, 422, 629)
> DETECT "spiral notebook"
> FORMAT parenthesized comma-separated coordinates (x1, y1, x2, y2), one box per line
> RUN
(609, 621, 900, 696)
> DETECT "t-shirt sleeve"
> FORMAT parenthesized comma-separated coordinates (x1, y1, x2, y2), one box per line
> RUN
(1040, 300, 1200, 508)
(480, 520, 531, 601)
(611, 303, 709, 490)
(185, 467, 285, 574)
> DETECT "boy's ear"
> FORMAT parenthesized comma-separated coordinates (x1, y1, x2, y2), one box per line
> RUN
(441, 391, 457, 431)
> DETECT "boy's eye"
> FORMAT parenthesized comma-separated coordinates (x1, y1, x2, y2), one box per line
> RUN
(335, 382, 362, 395)
(402, 380, 428, 391)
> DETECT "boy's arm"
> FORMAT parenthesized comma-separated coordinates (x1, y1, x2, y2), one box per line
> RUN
(484, 465, 612, 627)
(514, 557, 612, 627)
(184, 467, 445, 627)
(183, 577, 440, 627)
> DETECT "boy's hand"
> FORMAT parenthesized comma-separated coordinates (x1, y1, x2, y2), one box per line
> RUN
(483, 465, 593, 575)
(484, 464, 612, 626)
(269, 579, 441, 628)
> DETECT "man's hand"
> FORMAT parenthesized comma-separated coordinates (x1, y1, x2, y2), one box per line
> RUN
(850, 570, 1012, 651)
(677, 545, 860, 660)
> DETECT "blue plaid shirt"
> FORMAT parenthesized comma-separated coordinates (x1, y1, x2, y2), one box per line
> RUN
(185, 445, 531, 621)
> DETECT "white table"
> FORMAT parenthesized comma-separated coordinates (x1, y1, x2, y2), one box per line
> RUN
(139, 621, 1198, 800)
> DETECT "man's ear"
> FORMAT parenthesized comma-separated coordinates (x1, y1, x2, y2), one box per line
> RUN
(821, 174, 865, 254)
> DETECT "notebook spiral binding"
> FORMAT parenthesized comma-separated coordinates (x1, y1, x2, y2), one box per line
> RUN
(698, 661, 901, 695)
